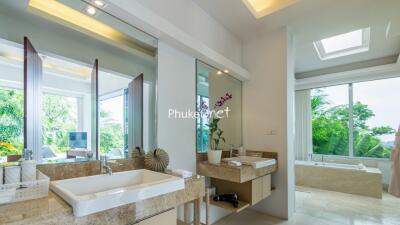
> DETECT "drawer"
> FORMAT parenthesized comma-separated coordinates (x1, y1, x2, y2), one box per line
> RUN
(136, 208, 177, 225)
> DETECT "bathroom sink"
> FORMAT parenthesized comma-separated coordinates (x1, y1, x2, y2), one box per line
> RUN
(222, 156, 276, 169)
(50, 169, 185, 217)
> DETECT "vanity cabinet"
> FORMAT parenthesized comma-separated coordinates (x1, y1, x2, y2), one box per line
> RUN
(212, 174, 271, 206)
(136, 208, 177, 225)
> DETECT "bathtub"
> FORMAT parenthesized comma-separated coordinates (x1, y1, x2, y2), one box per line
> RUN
(295, 160, 382, 198)
(296, 160, 367, 171)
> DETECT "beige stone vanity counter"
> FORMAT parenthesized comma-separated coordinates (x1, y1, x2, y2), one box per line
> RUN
(0, 173, 205, 225)
(197, 160, 277, 183)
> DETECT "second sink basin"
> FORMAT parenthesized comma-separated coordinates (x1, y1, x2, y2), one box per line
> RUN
(50, 169, 185, 217)
(222, 156, 276, 169)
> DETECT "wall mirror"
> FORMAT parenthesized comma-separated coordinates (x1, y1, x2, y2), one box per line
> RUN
(0, 0, 157, 164)
(196, 60, 242, 153)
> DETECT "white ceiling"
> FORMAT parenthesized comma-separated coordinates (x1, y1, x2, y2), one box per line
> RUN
(194, 0, 400, 74)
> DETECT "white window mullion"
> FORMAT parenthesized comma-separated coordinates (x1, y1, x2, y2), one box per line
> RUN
(348, 83, 354, 157)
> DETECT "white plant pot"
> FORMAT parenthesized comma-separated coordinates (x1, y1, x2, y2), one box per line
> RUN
(208, 150, 222, 164)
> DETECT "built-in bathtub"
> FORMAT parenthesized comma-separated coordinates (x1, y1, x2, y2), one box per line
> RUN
(295, 160, 383, 198)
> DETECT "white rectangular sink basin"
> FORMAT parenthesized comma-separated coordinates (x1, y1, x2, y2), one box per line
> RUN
(50, 169, 185, 217)
(222, 156, 276, 169)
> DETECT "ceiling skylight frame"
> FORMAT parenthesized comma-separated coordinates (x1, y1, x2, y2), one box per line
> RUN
(313, 27, 371, 61)
(242, 0, 299, 19)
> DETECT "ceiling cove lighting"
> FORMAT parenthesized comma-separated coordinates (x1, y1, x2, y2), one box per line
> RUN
(216, 71, 223, 75)
(313, 28, 371, 60)
(242, 0, 299, 19)
(28, 0, 154, 56)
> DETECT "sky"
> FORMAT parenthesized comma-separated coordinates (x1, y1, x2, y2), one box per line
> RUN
(315, 77, 400, 142)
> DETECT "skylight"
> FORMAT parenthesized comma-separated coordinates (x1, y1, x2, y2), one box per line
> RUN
(313, 28, 370, 60)
(242, 0, 299, 19)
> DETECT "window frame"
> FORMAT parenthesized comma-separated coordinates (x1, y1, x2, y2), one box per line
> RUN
(196, 94, 210, 153)
(312, 80, 393, 161)
(98, 89, 126, 159)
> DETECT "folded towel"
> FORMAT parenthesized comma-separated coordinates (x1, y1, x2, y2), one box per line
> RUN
(228, 161, 242, 167)
(171, 169, 193, 178)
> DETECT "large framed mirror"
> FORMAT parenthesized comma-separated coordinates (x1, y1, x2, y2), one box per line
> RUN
(196, 60, 243, 153)
(0, 0, 157, 164)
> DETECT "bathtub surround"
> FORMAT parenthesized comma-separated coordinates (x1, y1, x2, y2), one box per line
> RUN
(296, 160, 383, 198)
(389, 126, 400, 197)
(308, 154, 392, 188)
(4, 166, 20, 184)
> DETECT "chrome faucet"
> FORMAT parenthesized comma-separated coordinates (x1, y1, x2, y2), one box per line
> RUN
(100, 156, 113, 175)
(307, 152, 313, 161)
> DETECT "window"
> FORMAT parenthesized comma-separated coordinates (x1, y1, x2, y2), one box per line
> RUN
(313, 28, 370, 60)
(0, 40, 24, 163)
(352, 78, 400, 158)
(311, 77, 399, 159)
(0, 87, 24, 163)
(311, 85, 349, 156)
(100, 93, 125, 159)
(197, 95, 209, 153)
(42, 93, 79, 161)
(41, 54, 93, 163)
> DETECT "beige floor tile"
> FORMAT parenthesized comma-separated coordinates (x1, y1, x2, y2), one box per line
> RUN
(214, 187, 400, 225)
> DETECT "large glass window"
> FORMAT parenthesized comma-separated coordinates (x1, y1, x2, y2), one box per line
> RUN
(311, 85, 349, 156)
(352, 78, 400, 158)
(41, 53, 93, 163)
(197, 95, 210, 153)
(0, 87, 24, 162)
(42, 93, 79, 161)
(0, 40, 24, 163)
(311, 78, 399, 159)
(100, 93, 125, 158)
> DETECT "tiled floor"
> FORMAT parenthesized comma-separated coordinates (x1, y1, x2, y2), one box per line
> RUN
(214, 187, 400, 225)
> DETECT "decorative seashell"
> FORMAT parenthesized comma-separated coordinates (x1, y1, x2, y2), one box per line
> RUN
(144, 148, 169, 172)
(131, 146, 145, 158)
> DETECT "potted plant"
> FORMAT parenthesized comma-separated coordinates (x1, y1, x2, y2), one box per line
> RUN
(207, 117, 225, 164)
(199, 93, 232, 164)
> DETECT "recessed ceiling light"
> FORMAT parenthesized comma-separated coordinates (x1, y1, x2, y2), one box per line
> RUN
(242, 0, 299, 19)
(313, 27, 370, 60)
(223, 69, 229, 73)
(93, 0, 105, 7)
(86, 6, 97, 15)
(217, 71, 223, 75)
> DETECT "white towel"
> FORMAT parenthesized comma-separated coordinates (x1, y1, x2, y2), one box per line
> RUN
(228, 161, 242, 167)
(171, 169, 193, 178)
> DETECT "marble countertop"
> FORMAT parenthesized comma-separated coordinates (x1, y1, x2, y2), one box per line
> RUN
(197, 161, 277, 183)
(0, 175, 205, 225)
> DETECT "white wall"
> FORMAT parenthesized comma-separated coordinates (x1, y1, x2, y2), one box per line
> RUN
(107, 0, 249, 80)
(157, 41, 231, 224)
(134, 0, 242, 66)
(242, 28, 295, 219)
(157, 41, 196, 172)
